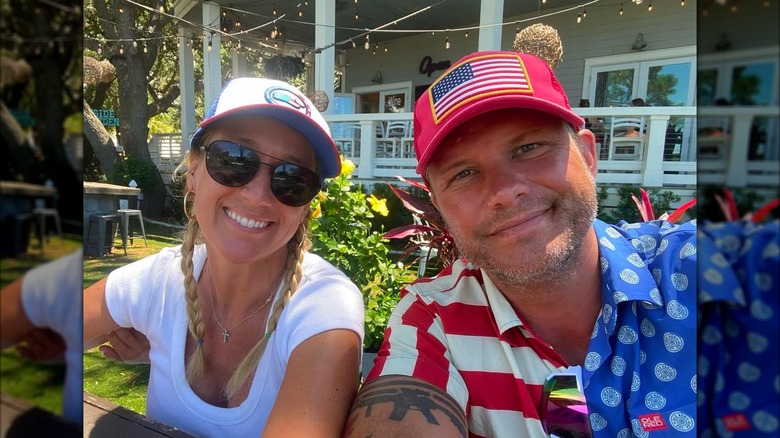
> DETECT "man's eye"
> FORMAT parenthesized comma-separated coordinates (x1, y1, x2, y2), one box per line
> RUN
(517, 144, 538, 154)
(452, 169, 473, 181)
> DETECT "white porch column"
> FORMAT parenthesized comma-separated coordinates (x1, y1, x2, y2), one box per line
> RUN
(314, 0, 336, 114)
(725, 114, 753, 187)
(202, 1, 222, 107)
(358, 120, 375, 179)
(232, 50, 248, 78)
(478, 0, 504, 51)
(178, 26, 196, 144)
(641, 115, 670, 187)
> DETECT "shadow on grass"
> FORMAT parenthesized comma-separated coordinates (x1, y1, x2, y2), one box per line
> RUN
(83, 350, 150, 415)
(0, 351, 66, 415)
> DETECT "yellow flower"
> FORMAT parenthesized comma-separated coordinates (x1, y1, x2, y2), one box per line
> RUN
(340, 156, 356, 176)
(368, 194, 389, 217)
(312, 204, 321, 219)
(317, 191, 327, 201)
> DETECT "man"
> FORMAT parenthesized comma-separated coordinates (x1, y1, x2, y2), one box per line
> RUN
(344, 51, 696, 437)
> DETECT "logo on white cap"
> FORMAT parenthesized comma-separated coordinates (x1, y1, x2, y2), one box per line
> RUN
(265, 86, 311, 117)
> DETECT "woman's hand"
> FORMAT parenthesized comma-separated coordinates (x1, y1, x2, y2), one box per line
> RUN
(99, 327, 151, 364)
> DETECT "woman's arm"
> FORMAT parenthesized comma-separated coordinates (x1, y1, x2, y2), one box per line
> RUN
(0, 277, 35, 350)
(83, 276, 122, 350)
(262, 329, 361, 438)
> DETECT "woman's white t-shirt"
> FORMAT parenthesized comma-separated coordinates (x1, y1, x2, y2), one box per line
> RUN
(104, 244, 364, 438)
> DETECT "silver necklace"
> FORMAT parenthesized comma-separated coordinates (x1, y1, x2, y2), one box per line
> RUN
(207, 266, 272, 343)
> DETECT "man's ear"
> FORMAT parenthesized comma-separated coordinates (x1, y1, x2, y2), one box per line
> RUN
(576, 129, 598, 176)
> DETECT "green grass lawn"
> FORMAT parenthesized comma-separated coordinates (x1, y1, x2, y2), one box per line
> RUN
(0, 235, 82, 415)
(82, 220, 182, 415)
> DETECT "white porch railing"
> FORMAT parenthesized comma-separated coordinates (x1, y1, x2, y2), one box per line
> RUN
(150, 105, 779, 190)
(325, 107, 700, 188)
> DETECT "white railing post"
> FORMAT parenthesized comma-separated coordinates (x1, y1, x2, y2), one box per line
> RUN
(358, 120, 375, 179)
(726, 114, 753, 187)
(642, 115, 670, 187)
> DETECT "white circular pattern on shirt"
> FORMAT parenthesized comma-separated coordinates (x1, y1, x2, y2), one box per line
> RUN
(591, 321, 599, 339)
(641, 235, 657, 251)
(667, 300, 690, 320)
(652, 268, 663, 284)
(657, 238, 669, 255)
(655, 362, 677, 382)
(600, 256, 609, 273)
(631, 372, 641, 392)
(617, 428, 631, 438)
(690, 375, 696, 393)
(775, 375, 779, 393)
(740, 236, 753, 255)
(647, 288, 663, 306)
(732, 287, 746, 303)
(671, 272, 689, 291)
(613, 291, 629, 303)
(715, 420, 734, 438)
(753, 411, 780, 433)
(701, 325, 723, 345)
(678, 242, 696, 258)
(631, 238, 647, 253)
(699, 356, 710, 377)
(697, 390, 706, 407)
(737, 362, 761, 382)
(611, 356, 627, 376)
(719, 234, 741, 252)
(764, 241, 780, 258)
(620, 268, 640, 284)
(589, 413, 608, 431)
(603, 304, 613, 325)
(715, 371, 725, 392)
(750, 299, 774, 320)
(754, 272, 773, 291)
(724, 319, 740, 338)
(600, 236, 616, 251)
(627, 253, 646, 267)
(631, 419, 650, 438)
(645, 391, 666, 410)
(618, 326, 639, 344)
(669, 411, 695, 432)
(640, 350, 647, 365)
(663, 332, 684, 353)
(585, 352, 602, 371)
(641, 318, 656, 337)
(710, 252, 730, 268)
(703, 268, 724, 285)
(631, 301, 638, 316)
(606, 227, 622, 238)
(600, 387, 621, 407)
(747, 331, 768, 353)
(728, 391, 751, 410)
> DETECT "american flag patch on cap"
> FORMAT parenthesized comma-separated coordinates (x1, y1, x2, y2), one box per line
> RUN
(428, 53, 533, 124)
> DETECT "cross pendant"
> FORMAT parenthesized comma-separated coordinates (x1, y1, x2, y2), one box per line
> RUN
(222, 329, 230, 343)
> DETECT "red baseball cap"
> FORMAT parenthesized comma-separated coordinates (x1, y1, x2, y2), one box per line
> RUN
(414, 51, 584, 178)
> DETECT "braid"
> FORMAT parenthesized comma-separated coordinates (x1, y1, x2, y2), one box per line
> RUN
(182, 216, 207, 383)
(224, 212, 312, 400)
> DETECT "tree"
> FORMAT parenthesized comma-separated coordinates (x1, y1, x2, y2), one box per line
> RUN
(84, 0, 180, 216)
(1, 0, 83, 232)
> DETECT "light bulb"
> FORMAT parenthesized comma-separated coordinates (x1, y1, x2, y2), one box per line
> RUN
(445, 37, 450, 49)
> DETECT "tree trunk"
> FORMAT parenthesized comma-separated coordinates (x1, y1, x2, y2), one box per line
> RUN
(83, 99, 117, 177)
(0, 100, 36, 181)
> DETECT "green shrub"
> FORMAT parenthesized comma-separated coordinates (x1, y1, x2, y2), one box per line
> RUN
(110, 154, 160, 195)
(309, 161, 413, 351)
(597, 186, 690, 223)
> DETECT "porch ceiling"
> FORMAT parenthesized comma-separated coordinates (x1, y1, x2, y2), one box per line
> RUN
(175, 0, 582, 55)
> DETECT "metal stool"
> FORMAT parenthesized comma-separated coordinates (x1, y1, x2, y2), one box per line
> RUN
(32, 208, 63, 249)
(117, 209, 148, 247)
(87, 213, 126, 257)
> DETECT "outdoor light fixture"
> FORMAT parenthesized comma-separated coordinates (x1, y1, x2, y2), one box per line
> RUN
(631, 32, 648, 50)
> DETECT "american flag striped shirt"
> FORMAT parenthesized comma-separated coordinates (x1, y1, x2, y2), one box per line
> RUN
(366, 219, 698, 438)
(429, 53, 532, 123)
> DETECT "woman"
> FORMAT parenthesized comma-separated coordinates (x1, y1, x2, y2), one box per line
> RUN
(84, 78, 364, 437)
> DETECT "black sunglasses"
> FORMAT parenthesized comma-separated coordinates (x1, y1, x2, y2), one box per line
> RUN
(203, 140, 321, 207)
(540, 366, 593, 438)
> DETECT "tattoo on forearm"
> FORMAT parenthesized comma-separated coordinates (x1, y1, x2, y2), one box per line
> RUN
(348, 377, 467, 437)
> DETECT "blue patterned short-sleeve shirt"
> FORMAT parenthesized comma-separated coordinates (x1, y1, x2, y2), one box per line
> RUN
(584, 219, 697, 437)
(698, 219, 779, 437)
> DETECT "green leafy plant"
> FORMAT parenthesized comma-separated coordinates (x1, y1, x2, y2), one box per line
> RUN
(598, 186, 695, 223)
(110, 154, 160, 196)
(309, 160, 413, 351)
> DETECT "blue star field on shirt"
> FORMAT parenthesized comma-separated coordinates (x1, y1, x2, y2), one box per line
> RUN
(698, 219, 780, 437)
(583, 219, 697, 437)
